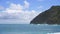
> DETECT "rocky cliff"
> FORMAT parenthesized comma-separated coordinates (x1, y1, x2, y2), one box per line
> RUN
(30, 6, 60, 24)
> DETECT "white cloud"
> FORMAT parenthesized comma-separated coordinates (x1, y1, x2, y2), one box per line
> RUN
(24, 0, 29, 8)
(0, 6, 5, 10)
(5, 3, 23, 13)
(0, 3, 40, 24)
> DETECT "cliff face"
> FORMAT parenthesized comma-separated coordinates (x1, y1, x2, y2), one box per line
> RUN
(30, 6, 60, 24)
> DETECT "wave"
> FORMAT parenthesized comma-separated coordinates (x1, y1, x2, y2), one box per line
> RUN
(47, 32, 60, 34)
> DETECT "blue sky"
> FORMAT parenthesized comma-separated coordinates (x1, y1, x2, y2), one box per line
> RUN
(0, 0, 60, 24)
(0, 0, 60, 11)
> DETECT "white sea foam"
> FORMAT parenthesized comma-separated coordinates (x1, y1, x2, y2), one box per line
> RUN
(47, 32, 60, 34)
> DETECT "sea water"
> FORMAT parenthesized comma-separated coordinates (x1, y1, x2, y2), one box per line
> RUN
(0, 24, 60, 34)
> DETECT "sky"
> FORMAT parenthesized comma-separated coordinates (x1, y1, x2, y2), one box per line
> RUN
(0, 0, 60, 24)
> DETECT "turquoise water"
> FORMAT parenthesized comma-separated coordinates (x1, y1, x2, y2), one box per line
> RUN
(0, 24, 60, 34)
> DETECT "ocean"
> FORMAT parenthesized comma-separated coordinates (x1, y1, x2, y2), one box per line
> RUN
(0, 24, 60, 34)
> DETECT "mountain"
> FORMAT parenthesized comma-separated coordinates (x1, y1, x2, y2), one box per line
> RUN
(30, 6, 60, 24)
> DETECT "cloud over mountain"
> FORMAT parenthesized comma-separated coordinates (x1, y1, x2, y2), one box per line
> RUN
(0, 0, 40, 24)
